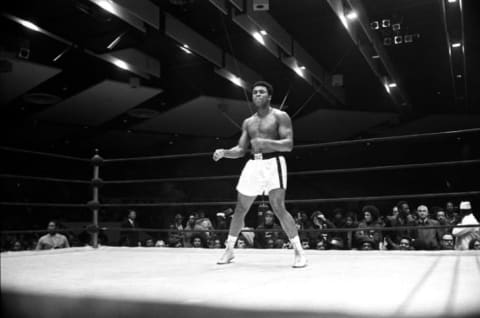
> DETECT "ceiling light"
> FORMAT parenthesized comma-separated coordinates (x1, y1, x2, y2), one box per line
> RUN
(299, 66, 306, 70)
(252, 32, 265, 45)
(388, 83, 397, 88)
(382, 19, 390, 28)
(180, 44, 192, 54)
(456, 74, 463, 78)
(448, 0, 457, 3)
(230, 75, 242, 87)
(384, 83, 391, 94)
(372, 55, 380, 59)
(345, 11, 358, 20)
(294, 66, 304, 77)
(112, 58, 129, 70)
(18, 19, 41, 32)
(107, 33, 124, 50)
(451, 42, 461, 48)
(260, 30, 267, 36)
(98, 0, 116, 14)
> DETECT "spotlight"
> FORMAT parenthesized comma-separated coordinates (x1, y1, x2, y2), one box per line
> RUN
(260, 30, 267, 36)
(107, 33, 124, 50)
(383, 37, 392, 46)
(388, 83, 397, 88)
(18, 19, 41, 32)
(394, 36, 403, 44)
(456, 74, 463, 78)
(345, 11, 358, 20)
(370, 21, 379, 30)
(448, 0, 457, 3)
(252, 32, 265, 45)
(179, 44, 192, 54)
(98, 0, 116, 14)
(382, 19, 390, 28)
(112, 58, 129, 70)
(451, 42, 461, 48)
(372, 55, 380, 59)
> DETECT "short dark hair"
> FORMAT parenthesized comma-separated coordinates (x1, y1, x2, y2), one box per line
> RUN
(252, 81, 273, 96)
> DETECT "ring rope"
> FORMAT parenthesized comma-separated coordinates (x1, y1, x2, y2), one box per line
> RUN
(2, 191, 477, 208)
(2, 224, 478, 235)
(0, 146, 89, 162)
(101, 159, 480, 184)
(101, 127, 480, 163)
(0, 174, 90, 184)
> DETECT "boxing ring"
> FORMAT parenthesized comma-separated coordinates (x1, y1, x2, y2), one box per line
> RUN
(2, 247, 480, 318)
(2, 128, 480, 318)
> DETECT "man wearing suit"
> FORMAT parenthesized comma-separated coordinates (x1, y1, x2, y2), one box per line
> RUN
(119, 209, 140, 247)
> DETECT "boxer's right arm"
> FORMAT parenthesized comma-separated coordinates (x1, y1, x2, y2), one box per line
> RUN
(213, 120, 249, 161)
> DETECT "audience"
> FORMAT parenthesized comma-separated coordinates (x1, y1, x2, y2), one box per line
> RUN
(3, 200, 478, 252)
(452, 201, 480, 250)
(36, 221, 70, 250)
(412, 205, 441, 250)
(119, 209, 141, 247)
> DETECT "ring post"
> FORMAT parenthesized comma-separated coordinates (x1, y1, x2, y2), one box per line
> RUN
(90, 149, 104, 248)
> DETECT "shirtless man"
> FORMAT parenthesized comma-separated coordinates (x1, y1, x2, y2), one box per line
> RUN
(213, 81, 307, 268)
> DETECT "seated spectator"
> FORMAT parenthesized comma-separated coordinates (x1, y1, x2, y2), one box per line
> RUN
(155, 240, 166, 247)
(194, 218, 215, 244)
(413, 205, 442, 250)
(212, 238, 223, 249)
(265, 238, 275, 249)
(434, 208, 452, 238)
(452, 201, 480, 250)
(145, 238, 155, 247)
(301, 238, 311, 249)
(119, 209, 141, 247)
(385, 201, 417, 249)
(398, 237, 413, 251)
(183, 214, 197, 247)
(329, 237, 345, 250)
(254, 210, 285, 248)
(359, 237, 375, 251)
(445, 201, 460, 225)
(191, 235, 206, 248)
(308, 211, 335, 244)
(236, 237, 247, 248)
(12, 240, 23, 251)
(315, 239, 327, 250)
(168, 213, 185, 244)
(469, 238, 480, 250)
(355, 205, 383, 249)
(36, 221, 70, 250)
(294, 211, 312, 241)
(439, 234, 455, 250)
(342, 212, 358, 250)
(215, 209, 231, 243)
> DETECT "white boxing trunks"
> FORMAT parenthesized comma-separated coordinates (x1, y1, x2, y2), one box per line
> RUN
(236, 153, 287, 196)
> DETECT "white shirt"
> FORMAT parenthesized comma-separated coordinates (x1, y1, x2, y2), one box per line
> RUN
(452, 213, 480, 250)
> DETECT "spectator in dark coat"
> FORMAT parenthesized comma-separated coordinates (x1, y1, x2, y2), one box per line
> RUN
(412, 205, 441, 250)
(119, 210, 140, 247)
(355, 205, 383, 249)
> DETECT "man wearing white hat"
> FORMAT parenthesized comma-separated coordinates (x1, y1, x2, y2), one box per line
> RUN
(452, 201, 480, 250)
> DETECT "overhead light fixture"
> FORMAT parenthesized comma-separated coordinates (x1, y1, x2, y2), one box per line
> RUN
(382, 19, 390, 28)
(404, 34, 413, 43)
(384, 83, 391, 94)
(179, 44, 192, 54)
(388, 83, 397, 88)
(394, 36, 403, 45)
(293, 66, 305, 77)
(53, 47, 70, 62)
(383, 37, 392, 46)
(260, 30, 268, 36)
(370, 21, 379, 30)
(107, 33, 124, 50)
(252, 32, 265, 45)
(112, 58, 129, 70)
(456, 74, 463, 78)
(451, 42, 462, 48)
(97, 0, 116, 14)
(345, 11, 358, 21)
(17, 19, 41, 32)
(372, 55, 380, 59)
(230, 75, 243, 87)
(448, 0, 457, 3)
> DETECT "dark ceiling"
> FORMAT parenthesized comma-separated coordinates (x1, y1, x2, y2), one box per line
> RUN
(1, 0, 479, 158)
